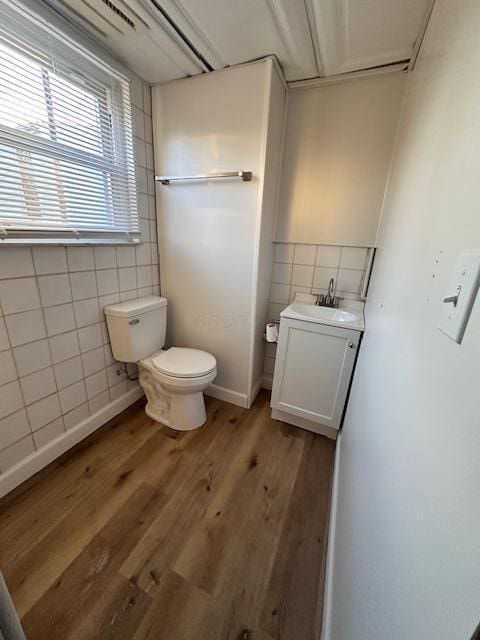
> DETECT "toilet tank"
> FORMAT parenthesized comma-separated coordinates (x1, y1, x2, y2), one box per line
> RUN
(104, 296, 167, 363)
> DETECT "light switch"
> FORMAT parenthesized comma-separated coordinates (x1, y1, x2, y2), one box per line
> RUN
(439, 250, 480, 344)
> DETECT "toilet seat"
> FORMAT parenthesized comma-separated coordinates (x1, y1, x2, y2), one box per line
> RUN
(152, 347, 216, 379)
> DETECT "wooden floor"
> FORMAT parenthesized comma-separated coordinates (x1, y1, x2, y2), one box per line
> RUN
(0, 391, 335, 640)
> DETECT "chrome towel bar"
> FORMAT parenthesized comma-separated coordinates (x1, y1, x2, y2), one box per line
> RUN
(155, 171, 252, 185)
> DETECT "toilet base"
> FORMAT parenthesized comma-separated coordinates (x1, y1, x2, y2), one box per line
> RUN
(144, 393, 206, 431)
(139, 362, 213, 431)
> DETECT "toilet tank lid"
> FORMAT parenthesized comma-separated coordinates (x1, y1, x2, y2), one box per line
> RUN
(104, 296, 167, 318)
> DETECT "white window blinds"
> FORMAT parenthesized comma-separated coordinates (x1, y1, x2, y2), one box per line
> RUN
(0, 0, 139, 244)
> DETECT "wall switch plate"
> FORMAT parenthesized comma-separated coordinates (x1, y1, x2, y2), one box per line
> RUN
(439, 250, 480, 344)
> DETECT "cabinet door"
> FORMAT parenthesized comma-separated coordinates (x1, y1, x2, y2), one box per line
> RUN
(271, 318, 360, 430)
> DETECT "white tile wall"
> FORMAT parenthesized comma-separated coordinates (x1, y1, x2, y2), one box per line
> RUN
(264, 242, 371, 385)
(0, 75, 159, 475)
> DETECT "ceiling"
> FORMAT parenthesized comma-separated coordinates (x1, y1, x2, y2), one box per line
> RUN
(48, 0, 434, 84)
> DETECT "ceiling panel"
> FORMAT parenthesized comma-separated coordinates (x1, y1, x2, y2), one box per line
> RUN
(49, 0, 207, 83)
(47, 0, 433, 84)
(158, 0, 320, 81)
(308, 0, 432, 76)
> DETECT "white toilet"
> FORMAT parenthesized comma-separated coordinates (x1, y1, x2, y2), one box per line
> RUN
(104, 296, 216, 431)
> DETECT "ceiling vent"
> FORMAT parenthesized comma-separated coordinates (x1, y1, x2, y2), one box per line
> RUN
(101, 0, 135, 30)
(48, 0, 208, 82)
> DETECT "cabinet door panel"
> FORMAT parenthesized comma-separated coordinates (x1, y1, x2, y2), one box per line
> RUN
(271, 318, 359, 430)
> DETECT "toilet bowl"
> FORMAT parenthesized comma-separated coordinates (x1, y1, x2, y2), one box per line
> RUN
(139, 348, 217, 430)
(103, 296, 217, 431)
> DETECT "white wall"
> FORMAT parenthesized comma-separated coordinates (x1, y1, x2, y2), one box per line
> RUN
(276, 73, 406, 247)
(327, 2, 480, 638)
(250, 66, 286, 402)
(152, 60, 284, 407)
(0, 8, 159, 497)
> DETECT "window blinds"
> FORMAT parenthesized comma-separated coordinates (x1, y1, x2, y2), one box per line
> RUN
(0, 0, 140, 243)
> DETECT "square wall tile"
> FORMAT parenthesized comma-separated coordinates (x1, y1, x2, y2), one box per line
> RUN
(33, 247, 67, 275)
(13, 340, 51, 377)
(0, 318, 9, 351)
(94, 247, 117, 270)
(59, 380, 87, 413)
(85, 369, 108, 400)
(0, 409, 30, 451)
(0, 247, 34, 279)
(89, 390, 109, 415)
(20, 367, 57, 405)
(273, 243, 294, 263)
(67, 247, 94, 272)
(73, 298, 100, 328)
(33, 417, 65, 449)
(78, 324, 103, 353)
(27, 394, 61, 431)
(64, 403, 89, 431)
(132, 106, 144, 139)
(129, 75, 143, 109)
(0, 381, 24, 419)
(70, 271, 97, 301)
(104, 344, 115, 366)
(110, 380, 128, 401)
(38, 274, 72, 307)
(44, 303, 76, 336)
(292, 265, 314, 288)
(49, 331, 80, 364)
(136, 266, 152, 288)
(145, 117, 153, 144)
(0, 278, 40, 314)
(313, 267, 338, 290)
(0, 350, 17, 386)
(147, 170, 155, 195)
(340, 247, 368, 270)
(5, 310, 46, 347)
(143, 84, 152, 115)
(267, 303, 284, 322)
(294, 244, 317, 265)
(82, 347, 105, 377)
(316, 245, 341, 268)
(137, 193, 149, 220)
(272, 263, 292, 285)
(116, 246, 136, 267)
(289, 285, 312, 303)
(134, 137, 146, 168)
(337, 269, 363, 294)
(135, 243, 150, 266)
(107, 363, 126, 387)
(0, 436, 34, 473)
(119, 267, 137, 292)
(97, 269, 119, 296)
(54, 356, 83, 390)
(270, 283, 290, 305)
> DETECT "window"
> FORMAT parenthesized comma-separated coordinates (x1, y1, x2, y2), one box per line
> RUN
(0, 0, 139, 244)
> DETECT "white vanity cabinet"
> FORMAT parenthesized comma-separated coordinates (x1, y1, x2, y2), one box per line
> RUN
(271, 316, 362, 439)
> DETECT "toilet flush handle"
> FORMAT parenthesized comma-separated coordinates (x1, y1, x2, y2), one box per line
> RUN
(129, 318, 140, 325)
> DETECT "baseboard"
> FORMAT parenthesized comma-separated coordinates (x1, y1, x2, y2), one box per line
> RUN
(262, 373, 273, 390)
(247, 377, 263, 408)
(320, 430, 342, 640)
(0, 387, 144, 500)
(205, 384, 249, 408)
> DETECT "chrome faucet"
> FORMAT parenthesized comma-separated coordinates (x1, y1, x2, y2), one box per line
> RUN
(316, 278, 338, 308)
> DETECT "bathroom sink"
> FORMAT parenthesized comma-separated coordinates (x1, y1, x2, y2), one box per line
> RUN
(280, 302, 365, 331)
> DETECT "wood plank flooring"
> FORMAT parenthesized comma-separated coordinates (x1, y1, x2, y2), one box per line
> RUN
(0, 391, 335, 640)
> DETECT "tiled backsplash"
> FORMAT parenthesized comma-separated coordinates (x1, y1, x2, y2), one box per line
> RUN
(0, 74, 159, 476)
(263, 242, 372, 387)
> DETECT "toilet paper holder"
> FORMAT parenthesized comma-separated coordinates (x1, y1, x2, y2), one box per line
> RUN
(265, 320, 280, 343)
